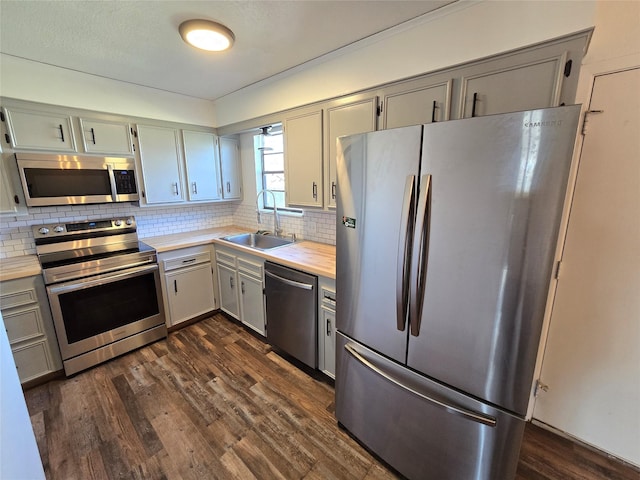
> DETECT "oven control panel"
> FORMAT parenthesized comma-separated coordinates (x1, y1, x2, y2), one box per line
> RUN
(32, 216, 137, 240)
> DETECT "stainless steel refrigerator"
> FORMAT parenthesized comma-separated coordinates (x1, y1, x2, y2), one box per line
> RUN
(335, 106, 581, 480)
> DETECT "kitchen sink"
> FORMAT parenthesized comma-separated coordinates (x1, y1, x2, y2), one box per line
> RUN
(221, 233, 294, 250)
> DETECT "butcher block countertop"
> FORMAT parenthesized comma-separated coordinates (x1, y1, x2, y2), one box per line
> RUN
(0, 255, 42, 282)
(143, 226, 336, 279)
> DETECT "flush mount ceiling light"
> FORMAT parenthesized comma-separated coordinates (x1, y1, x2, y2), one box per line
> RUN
(179, 19, 235, 52)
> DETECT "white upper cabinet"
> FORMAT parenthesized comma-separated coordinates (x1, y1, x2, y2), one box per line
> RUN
(3, 107, 76, 152)
(182, 130, 221, 202)
(79, 118, 133, 156)
(459, 54, 567, 118)
(284, 109, 323, 208)
(136, 124, 185, 205)
(325, 95, 378, 208)
(382, 79, 452, 129)
(219, 136, 242, 200)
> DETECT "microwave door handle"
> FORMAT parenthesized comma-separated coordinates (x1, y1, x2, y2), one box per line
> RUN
(107, 164, 118, 201)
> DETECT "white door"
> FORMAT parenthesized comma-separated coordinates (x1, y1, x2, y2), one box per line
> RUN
(182, 130, 221, 201)
(533, 68, 640, 466)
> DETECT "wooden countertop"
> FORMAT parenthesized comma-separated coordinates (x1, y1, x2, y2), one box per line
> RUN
(144, 226, 336, 279)
(0, 255, 42, 282)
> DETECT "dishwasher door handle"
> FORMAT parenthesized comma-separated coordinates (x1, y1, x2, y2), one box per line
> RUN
(265, 270, 315, 290)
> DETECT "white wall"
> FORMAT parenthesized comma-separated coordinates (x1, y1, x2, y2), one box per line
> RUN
(0, 54, 216, 126)
(213, 0, 598, 125)
(0, 311, 45, 480)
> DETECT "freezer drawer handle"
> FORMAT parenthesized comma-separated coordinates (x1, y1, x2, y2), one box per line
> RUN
(265, 270, 314, 290)
(344, 342, 497, 427)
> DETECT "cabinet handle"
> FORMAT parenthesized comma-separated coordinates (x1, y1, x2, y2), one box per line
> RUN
(182, 258, 196, 264)
(172, 182, 179, 196)
(312, 182, 318, 200)
(331, 182, 336, 200)
(227, 181, 231, 193)
(241, 281, 245, 294)
(174, 279, 178, 293)
(230, 276, 234, 289)
(471, 92, 478, 118)
(326, 318, 331, 336)
(192, 182, 198, 195)
(58, 124, 65, 142)
(431, 100, 438, 123)
(90, 127, 96, 144)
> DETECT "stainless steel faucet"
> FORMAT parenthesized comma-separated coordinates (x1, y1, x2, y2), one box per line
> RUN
(256, 189, 282, 236)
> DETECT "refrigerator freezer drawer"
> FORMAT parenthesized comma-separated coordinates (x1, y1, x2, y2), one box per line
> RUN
(335, 332, 525, 480)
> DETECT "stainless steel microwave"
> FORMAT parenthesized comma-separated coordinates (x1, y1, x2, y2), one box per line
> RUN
(15, 153, 139, 206)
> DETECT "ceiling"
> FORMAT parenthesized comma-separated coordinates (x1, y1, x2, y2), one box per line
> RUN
(0, 0, 455, 102)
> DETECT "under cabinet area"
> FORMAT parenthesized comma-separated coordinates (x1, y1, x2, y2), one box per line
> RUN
(0, 275, 62, 385)
(215, 246, 265, 336)
(318, 276, 336, 378)
(158, 245, 217, 328)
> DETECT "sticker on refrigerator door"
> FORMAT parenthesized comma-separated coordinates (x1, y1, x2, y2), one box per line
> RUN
(342, 216, 356, 228)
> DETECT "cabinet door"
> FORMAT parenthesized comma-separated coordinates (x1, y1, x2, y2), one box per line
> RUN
(4, 107, 75, 152)
(79, 118, 133, 155)
(183, 130, 221, 202)
(136, 124, 184, 204)
(239, 271, 265, 336)
(460, 54, 566, 118)
(217, 262, 239, 319)
(165, 263, 215, 327)
(321, 306, 336, 378)
(383, 80, 452, 129)
(325, 96, 377, 208)
(284, 109, 323, 208)
(219, 137, 241, 200)
(0, 156, 19, 215)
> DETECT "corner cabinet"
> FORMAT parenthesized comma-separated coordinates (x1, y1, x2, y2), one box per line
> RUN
(215, 246, 266, 336)
(284, 108, 324, 208)
(219, 137, 242, 200)
(0, 275, 63, 385)
(158, 245, 217, 328)
(136, 124, 185, 204)
(317, 276, 336, 378)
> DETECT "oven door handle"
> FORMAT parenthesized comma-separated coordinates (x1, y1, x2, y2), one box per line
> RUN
(48, 264, 159, 295)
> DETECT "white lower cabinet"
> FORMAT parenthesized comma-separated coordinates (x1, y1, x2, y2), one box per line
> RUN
(216, 246, 265, 336)
(318, 276, 336, 378)
(158, 245, 216, 327)
(0, 275, 62, 384)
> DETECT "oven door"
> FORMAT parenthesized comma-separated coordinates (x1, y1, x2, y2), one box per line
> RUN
(47, 264, 165, 360)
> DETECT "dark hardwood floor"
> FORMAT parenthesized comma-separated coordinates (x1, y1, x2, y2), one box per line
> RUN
(24, 314, 639, 480)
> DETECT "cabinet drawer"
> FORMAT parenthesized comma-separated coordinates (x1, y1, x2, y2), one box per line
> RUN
(237, 257, 263, 279)
(321, 286, 336, 308)
(12, 340, 52, 383)
(216, 250, 236, 267)
(3, 306, 43, 344)
(163, 251, 211, 271)
(0, 288, 37, 309)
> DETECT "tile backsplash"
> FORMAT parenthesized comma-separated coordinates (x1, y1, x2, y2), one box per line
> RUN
(0, 202, 337, 258)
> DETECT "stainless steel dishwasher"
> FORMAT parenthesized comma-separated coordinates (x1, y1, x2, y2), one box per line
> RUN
(264, 261, 318, 369)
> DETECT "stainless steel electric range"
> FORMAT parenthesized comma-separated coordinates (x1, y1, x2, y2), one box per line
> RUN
(33, 216, 166, 376)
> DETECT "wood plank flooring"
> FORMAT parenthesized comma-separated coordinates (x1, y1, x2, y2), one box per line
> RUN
(24, 313, 639, 480)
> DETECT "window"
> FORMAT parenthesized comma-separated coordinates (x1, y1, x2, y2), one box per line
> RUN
(255, 127, 301, 213)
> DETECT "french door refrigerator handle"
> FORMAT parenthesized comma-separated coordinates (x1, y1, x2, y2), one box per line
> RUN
(396, 175, 416, 331)
(344, 342, 496, 427)
(409, 174, 431, 336)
